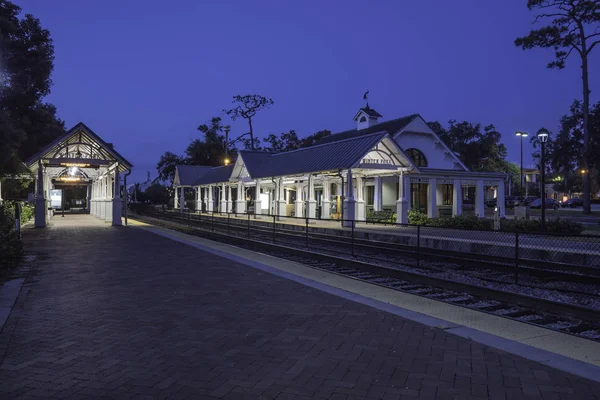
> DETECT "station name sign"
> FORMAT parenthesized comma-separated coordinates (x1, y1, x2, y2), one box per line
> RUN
(361, 159, 393, 165)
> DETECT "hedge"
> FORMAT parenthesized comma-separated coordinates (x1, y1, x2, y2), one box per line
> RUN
(0, 203, 23, 272)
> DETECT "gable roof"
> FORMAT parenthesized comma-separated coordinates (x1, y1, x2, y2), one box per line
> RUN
(25, 122, 133, 171)
(193, 165, 234, 185)
(317, 114, 419, 145)
(247, 132, 397, 179)
(237, 151, 273, 177)
(173, 165, 212, 186)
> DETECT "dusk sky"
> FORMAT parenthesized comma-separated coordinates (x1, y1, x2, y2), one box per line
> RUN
(18, 0, 600, 183)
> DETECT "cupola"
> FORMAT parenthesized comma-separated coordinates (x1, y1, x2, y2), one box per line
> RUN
(353, 104, 382, 130)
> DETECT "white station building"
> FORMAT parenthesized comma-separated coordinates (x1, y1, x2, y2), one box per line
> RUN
(173, 107, 507, 225)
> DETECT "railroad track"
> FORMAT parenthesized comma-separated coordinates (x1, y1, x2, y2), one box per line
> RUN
(160, 211, 600, 284)
(132, 212, 600, 342)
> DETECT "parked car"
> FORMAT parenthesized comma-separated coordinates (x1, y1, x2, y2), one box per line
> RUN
(529, 198, 560, 210)
(485, 196, 520, 208)
(505, 196, 520, 208)
(521, 196, 538, 206)
(561, 197, 583, 208)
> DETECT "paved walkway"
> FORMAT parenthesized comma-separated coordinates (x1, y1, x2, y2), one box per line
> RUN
(0, 215, 599, 399)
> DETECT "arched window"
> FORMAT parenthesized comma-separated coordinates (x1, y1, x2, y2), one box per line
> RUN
(359, 116, 367, 123)
(405, 148, 427, 167)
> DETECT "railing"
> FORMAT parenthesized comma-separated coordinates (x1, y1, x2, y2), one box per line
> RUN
(129, 204, 600, 283)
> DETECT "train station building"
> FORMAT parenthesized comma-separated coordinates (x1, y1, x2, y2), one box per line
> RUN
(173, 107, 507, 224)
(25, 122, 133, 228)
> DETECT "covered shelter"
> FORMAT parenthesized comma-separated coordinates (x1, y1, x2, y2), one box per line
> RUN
(25, 122, 133, 227)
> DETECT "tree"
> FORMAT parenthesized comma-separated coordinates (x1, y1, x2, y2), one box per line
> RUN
(428, 120, 508, 172)
(189, 116, 238, 165)
(223, 94, 274, 150)
(263, 130, 301, 152)
(156, 151, 185, 183)
(300, 129, 332, 148)
(531, 99, 600, 194)
(144, 183, 170, 204)
(0, 0, 65, 175)
(515, 0, 600, 213)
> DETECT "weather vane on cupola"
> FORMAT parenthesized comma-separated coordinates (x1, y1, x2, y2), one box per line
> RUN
(363, 90, 370, 108)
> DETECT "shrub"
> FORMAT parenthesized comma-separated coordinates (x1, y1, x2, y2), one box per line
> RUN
(20, 202, 34, 223)
(0, 203, 23, 272)
(408, 209, 429, 225)
(428, 214, 494, 231)
(500, 217, 583, 235)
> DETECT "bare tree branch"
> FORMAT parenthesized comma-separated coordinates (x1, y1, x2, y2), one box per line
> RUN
(589, 39, 600, 52)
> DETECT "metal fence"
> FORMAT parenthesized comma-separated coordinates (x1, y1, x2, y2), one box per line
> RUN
(129, 204, 600, 281)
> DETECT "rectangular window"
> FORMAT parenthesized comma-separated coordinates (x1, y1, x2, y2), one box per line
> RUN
(442, 184, 453, 205)
(410, 183, 428, 213)
(366, 186, 374, 206)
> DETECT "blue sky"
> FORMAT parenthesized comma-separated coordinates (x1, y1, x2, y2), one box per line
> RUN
(17, 0, 600, 182)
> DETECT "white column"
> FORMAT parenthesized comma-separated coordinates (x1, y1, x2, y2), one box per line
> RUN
(35, 161, 46, 227)
(373, 176, 382, 211)
(99, 177, 105, 220)
(306, 175, 316, 219)
(203, 187, 208, 212)
(321, 178, 331, 219)
(207, 185, 214, 212)
(236, 181, 246, 214)
(105, 175, 113, 222)
(427, 178, 437, 218)
(220, 184, 227, 213)
(195, 187, 201, 212)
(294, 181, 304, 218)
(497, 181, 505, 218)
(452, 179, 462, 217)
(112, 167, 122, 226)
(254, 180, 262, 216)
(355, 176, 365, 221)
(343, 170, 356, 227)
(87, 184, 92, 214)
(226, 185, 233, 212)
(0, 179, 3, 205)
(396, 173, 409, 224)
(277, 178, 286, 218)
(179, 186, 184, 211)
(174, 185, 179, 209)
(475, 180, 485, 218)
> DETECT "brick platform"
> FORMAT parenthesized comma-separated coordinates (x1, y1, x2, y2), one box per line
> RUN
(0, 215, 598, 399)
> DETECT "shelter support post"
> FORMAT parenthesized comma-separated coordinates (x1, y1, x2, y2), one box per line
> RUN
(373, 176, 382, 211)
(174, 185, 179, 209)
(112, 167, 122, 226)
(396, 173, 409, 224)
(475, 180, 485, 218)
(294, 181, 304, 218)
(497, 180, 506, 218)
(452, 179, 462, 217)
(427, 178, 437, 218)
(277, 178, 286, 219)
(220, 184, 226, 214)
(254, 180, 262, 216)
(236, 181, 246, 214)
(207, 185, 214, 212)
(321, 178, 330, 219)
(34, 161, 46, 227)
(342, 169, 355, 227)
(179, 186, 184, 212)
(306, 174, 316, 219)
(355, 176, 365, 221)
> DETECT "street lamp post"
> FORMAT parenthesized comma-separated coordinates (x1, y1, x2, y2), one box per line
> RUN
(536, 128, 549, 232)
(515, 131, 528, 198)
